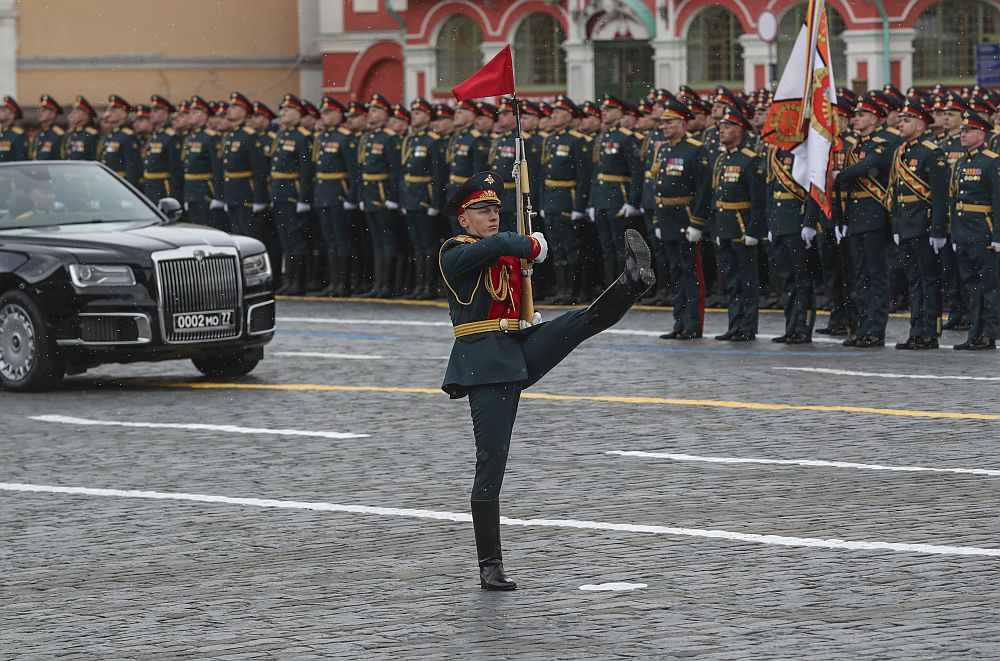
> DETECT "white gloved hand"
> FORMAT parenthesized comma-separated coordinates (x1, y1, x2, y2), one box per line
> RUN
(586, 207, 595, 221)
(520, 311, 543, 330)
(834, 225, 845, 244)
(530, 231, 548, 263)
(767, 231, 773, 243)
(342, 200, 358, 211)
(384, 200, 399, 210)
(619, 203, 641, 218)
(252, 202, 268, 213)
(893, 233, 900, 246)
(295, 202, 311, 213)
(992, 242, 1000, 253)
(539, 210, 546, 219)
(952, 242, 957, 252)
(571, 210, 584, 221)
(210, 199, 225, 210)
(743, 235, 759, 246)
(685, 226, 702, 243)
(400, 208, 407, 216)
(654, 227, 661, 240)
(183, 202, 189, 211)
(715, 236, 721, 246)
(359, 201, 366, 211)
(801, 226, 817, 249)
(427, 207, 440, 217)
(930, 236, 947, 254)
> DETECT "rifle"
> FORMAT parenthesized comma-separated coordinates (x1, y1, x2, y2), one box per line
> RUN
(511, 96, 535, 324)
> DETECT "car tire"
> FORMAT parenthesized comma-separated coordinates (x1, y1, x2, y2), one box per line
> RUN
(192, 347, 262, 378)
(0, 290, 65, 392)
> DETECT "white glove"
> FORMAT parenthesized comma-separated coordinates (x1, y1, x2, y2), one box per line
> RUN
(384, 200, 399, 210)
(685, 226, 702, 243)
(834, 225, 845, 244)
(183, 202, 189, 211)
(586, 207, 595, 221)
(342, 200, 358, 210)
(767, 231, 773, 243)
(252, 203, 268, 213)
(715, 236, 721, 246)
(743, 235, 759, 246)
(223, 203, 229, 212)
(571, 210, 584, 221)
(530, 231, 548, 263)
(539, 210, 545, 219)
(992, 242, 1000, 253)
(296, 202, 311, 213)
(400, 208, 407, 216)
(619, 203, 641, 218)
(930, 236, 946, 254)
(801, 226, 816, 248)
(893, 233, 900, 246)
(210, 199, 225, 210)
(427, 207, 440, 217)
(654, 227, 661, 240)
(359, 201, 366, 211)
(519, 311, 543, 330)
(952, 242, 957, 252)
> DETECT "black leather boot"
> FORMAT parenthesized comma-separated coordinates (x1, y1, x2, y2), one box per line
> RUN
(549, 264, 569, 304)
(285, 257, 308, 296)
(471, 500, 516, 591)
(585, 229, 656, 330)
(361, 255, 382, 298)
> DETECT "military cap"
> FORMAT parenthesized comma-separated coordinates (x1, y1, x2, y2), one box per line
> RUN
(433, 102, 454, 119)
(961, 111, 992, 132)
(187, 96, 211, 113)
(38, 94, 62, 114)
(969, 94, 996, 115)
(410, 97, 433, 114)
(854, 93, 887, 118)
(579, 100, 600, 118)
(718, 106, 752, 131)
(871, 90, 900, 114)
(882, 83, 905, 104)
(390, 103, 411, 122)
(252, 100, 276, 120)
(229, 92, 252, 112)
(177, 99, 191, 113)
(601, 94, 625, 110)
(622, 101, 640, 118)
(279, 93, 306, 114)
(678, 85, 701, 102)
(651, 88, 677, 104)
(303, 99, 320, 119)
(455, 98, 476, 112)
(637, 98, 655, 116)
(899, 97, 932, 124)
(688, 97, 711, 115)
(836, 87, 858, 104)
(660, 99, 693, 122)
(212, 101, 229, 116)
(496, 97, 515, 113)
(712, 86, 740, 108)
(521, 100, 542, 117)
(368, 93, 392, 112)
(932, 84, 950, 97)
(834, 95, 854, 117)
(150, 95, 176, 113)
(552, 95, 578, 116)
(345, 101, 367, 117)
(73, 95, 97, 119)
(108, 94, 133, 112)
(538, 101, 553, 117)
(321, 95, 346, 113)
(2, 95, 22, 119)
(135, 104, 151, 118)
(937, 91, 971, 113)
(443, 170, 504, 217)
(474, 101, 498, 120)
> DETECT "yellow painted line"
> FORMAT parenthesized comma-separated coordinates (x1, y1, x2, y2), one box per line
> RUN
(142, 381, 1000, 421)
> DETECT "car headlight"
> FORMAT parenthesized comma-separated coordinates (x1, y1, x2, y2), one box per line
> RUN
(68, 264, 137, 287)
(242, 253, 272, 287)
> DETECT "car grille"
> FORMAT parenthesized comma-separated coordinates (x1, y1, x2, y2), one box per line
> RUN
(157, 253, 242, 343)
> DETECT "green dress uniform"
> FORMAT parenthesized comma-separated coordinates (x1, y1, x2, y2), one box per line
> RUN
(29, 126, 64, 160)
(357, 123, 401, 297)
(446, 125, 490, 233)
(314, 119, 360, 296)
(888, 129, 949, 345)
(487, 128, 519, 233)
(400, 123, 447, 298)
(0, 125, 28, 162)
(639, 126, 667, 302)
(765, 145, 815, 340)
(949, 134, 1000, 348)
(61, 126, 99, 160)
(937, 130, 969, 327)
(653, 130, 710, 337)
(270, 123, 315, 263)
(439, 171, 655, 591)
(709, 129, 765, 339)
(182, 125, 225, 229)
(99, 126, 142, 187)
(141, 127, 184, 203)
(590, 121, 643, 278)
(221, 123, 270, 238)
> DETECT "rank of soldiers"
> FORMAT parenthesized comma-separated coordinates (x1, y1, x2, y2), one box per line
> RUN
(2, 81, 1000, 349)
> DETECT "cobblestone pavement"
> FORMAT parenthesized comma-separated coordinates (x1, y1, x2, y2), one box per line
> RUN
(3, 297, 1000, 659)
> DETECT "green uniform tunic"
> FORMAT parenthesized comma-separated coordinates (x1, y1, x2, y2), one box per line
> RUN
(141, 127, 184, 203)
(314, 125, 359, 259)
(487, 129, 519, 233)
(590, 123, 643, 272)
(29, 126, 64, 160)
(0, 125, 29, 162)
(269, 125, 315, 258)
(539, 127, 591, 266)
(98, 126, 142, 187)
(357, 126, 401, 262)
(400, 127, 447, 259)
(182, 126, 224, 229)
(61, 126, 99, 161)
(221, 124, 270, 237)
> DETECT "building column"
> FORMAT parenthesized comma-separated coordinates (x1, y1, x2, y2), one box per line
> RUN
(563, 40, 594, 100)
(652, 38, 686, 90)
(404, 45, 435, 100)
(842, 29, 914, 90)
(739, 34, 773, 92)
(0, 0, 17, 96)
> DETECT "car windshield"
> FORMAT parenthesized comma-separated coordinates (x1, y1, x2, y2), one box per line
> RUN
(0, 162, 160, 232)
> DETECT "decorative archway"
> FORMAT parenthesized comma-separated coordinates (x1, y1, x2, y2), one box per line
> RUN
(685, 5, 744, 88)
(912, 0, 1000, 84)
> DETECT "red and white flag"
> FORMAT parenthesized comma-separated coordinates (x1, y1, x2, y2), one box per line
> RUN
(761, 0, 838, 217)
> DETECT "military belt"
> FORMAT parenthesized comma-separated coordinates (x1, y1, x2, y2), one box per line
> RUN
(896, 194, 921, 204)
(453, 317, 519, 338)
(363, 173, 390, 181)
(851, 190, 878, 200)
(450, 174, 469, 184)
(503, 182, 516, 190)
(224, 170, 251, 179)
(772, 192, 801, 201)
(956, 202, 992, 213)
(317, 172, 349, 180)
(656, 195, 693, 206)
(184, 173, 211, 181)
(403, 174, 433, 183)
(644, 170, 653, 178)
(544, 179, 576, 187)
(272, 172, 299, 180)
(143, 172, 170, 180)
(597, 173, 631, 183)
(115, 170, 126, 178)
(715, 201, 751, 210)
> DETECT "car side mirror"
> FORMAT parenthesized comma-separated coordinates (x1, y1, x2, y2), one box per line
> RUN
(158, 197, 183, 222)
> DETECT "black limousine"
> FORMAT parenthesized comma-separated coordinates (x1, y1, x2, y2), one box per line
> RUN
(0, 161, 275, 391)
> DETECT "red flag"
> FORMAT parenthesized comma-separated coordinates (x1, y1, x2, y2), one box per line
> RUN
(451, 45, 515, 100)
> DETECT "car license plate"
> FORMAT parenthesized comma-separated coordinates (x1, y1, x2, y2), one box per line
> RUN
(172, 310, 234, 333)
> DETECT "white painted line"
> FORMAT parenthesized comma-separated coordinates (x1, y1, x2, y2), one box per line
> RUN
(3, 482, 999, 558)
(279, 316, 451, 327)
(607, 450, 1000, 478)
(775, 366, 996, 381)
(30, 415, 368, 440)
(579, 582, 647, 591)
(273, 351, 449, 361)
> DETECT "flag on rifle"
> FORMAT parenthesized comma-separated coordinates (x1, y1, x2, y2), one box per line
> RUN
(452, 45, 515, 101)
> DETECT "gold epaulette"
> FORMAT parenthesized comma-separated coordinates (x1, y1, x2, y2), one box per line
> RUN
(538, 130, 550, 138)
(985, 149, 1000, 159)
(569, 129, 585, 139)
(242, 126, 255, 135)
(447, 234, 477, 244)
(165, 127, 176, 136)
(204, 129, 217, 136)
(470, 129, 481, 137)
(267, 131, 277, 140)
(52, 126, 65, 135)
(740, 147, 757, 158)
(428, 130, 440, 139)
(383, 127, 396, 136)
(85, 127, 97, 135)
(338, 127, 352, 136)
(887, 127, 901, 135)
(11, 126, 24, 134)
(619, 127, 634, 136)
(121, 127, 134, 135)
(921, 140, 938, 150)
(297, 126, 311, 136)
(686, 137, 703, 147)
(872, 136, 886, 143)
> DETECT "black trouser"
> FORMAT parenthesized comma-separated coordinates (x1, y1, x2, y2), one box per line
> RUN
(770, 232, 815, 335)
(545, 210, 581, 267)
(227, 204, 249, 237)
(900, 235, 940, 338)
(941, 239, 967, 320)
(594, 209, 627, 275)
(364, 208, 399, 261)
(404, 210, 437, 260)
(663, 238, 703, 333)
(186, 201, 217, 229)
(716, 239, 759, 333)
(318, 206, 355, 258)
(467, 308, 608, 501)
(846, 229, 888, 339)
(273, 203, 308, 258)
(816, 229, 851, 329)
(955, 241, 1000, 341)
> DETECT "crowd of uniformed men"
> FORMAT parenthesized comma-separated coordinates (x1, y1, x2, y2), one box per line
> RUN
(2, 81, 1000, 350)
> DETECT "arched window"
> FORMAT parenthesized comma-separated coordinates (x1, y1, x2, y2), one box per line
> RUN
(914, 0, 1000, 84)
(776, 4, 847, 84)
(513, 13, 566, 89)
(436, 15, 483, 89)
(686, 6, 744, 87)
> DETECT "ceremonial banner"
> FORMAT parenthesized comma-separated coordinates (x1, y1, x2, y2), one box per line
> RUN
(761, 0, 838, 217)
(452, 45, 515, 100)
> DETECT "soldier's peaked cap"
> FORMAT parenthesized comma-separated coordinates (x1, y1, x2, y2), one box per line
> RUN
(433, 102, 455, 119)
(661, 99, 693, 121)
(854, 93, 886, 118)
(39, 94, 62, 114)
(713, 86, 740, 107)
(253, 101, 276, 120)
(521, 100, 542, 117)
(899, 97, 932, 124)
(474, 101, 498, 119)
(580, 100, 601, 118)
(552, 95, 579, 116)
(73, 95, 97, 118)
(601, 94, 625, 110)
(443, 171, 504, 218)
(937, 92, 970, 112)
(188, 95, 211, 113)
(280, 93, 306, 114)
(229, 92, 253, 112)
(345, 101, 367, 116)
(390, 103, 410, 122)
(410, 97, 433, 113)
(718, 106, 752, 131)
(961, 111, 992, 132)
(368, 93, 392, 112)
(2, 96, 22, 119)
(135, 104, 152, 118)
(321, 95, 346, 113)
(108, 94, 133, 112)
(303, 99, 320, 118)
(150, 95, 176, 112)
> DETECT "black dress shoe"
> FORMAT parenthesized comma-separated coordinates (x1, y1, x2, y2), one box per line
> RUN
(659, 331, 683, 340)
(729, 332, 756, 342)
(969, 337, 997, 350)
(678, 330, 703, 340)
(785, 333, 812, 344)
(816, 325, 850, 336)
(856, 335, 885, 348)
(917, 336, 939, 349)
(480, 560, 517, 591)
(943, 317, 971, 331)
(771, 334, 789, 343)
(714, 330, 736, 341)
(842, 336, 857, 347)
(895, 337, 919, 350)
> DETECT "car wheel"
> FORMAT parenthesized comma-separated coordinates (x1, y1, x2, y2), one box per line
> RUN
(192, 348, 262, 378)
(0, 290, 65, 392)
